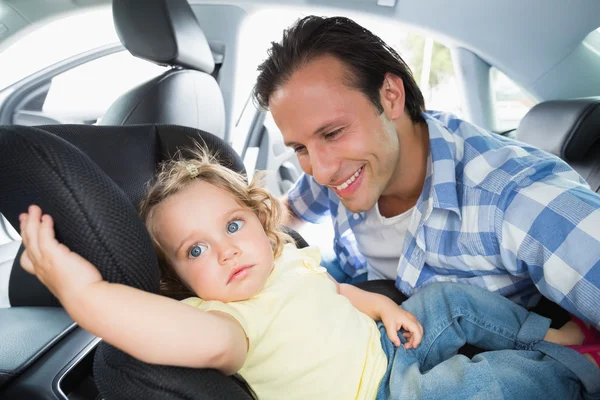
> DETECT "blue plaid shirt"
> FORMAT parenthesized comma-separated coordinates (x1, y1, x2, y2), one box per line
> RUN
(288, 111, 600, 328)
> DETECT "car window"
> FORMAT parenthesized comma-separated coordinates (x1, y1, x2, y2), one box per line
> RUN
(491, 67, 537, 132)
(0, 7, 117, 91)
(0, 8, 168, 125)
(37, 51, 167, 125)
(584, 26, 600, 52)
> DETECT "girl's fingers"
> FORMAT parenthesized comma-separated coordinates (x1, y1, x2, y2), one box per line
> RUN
(19, 214, 29, 249)
(408, 320, 423, 347)
(38, 214, 57, 254)
(19, 213, 27, 239)
(399, 320, 423, 349)
(385, 322, 401, 347)
(23, 205, 43, 262)
(19, 208, 61, 279)
(20, 250, 35, 274)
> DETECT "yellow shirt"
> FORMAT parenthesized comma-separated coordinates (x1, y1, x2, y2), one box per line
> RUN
(183, 244, 387, 400)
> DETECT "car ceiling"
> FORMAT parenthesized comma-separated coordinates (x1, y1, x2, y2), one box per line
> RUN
(1, 0, 600, 102)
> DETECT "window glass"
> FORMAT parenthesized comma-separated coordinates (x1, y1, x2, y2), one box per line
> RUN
(0, 7, 117, 91)
(491, 67, 537, 132)
(393, 34, 461, 116)
(40, 51, 166, 124)
(0, 7, 166, 125)
(582, 26, 600, 53)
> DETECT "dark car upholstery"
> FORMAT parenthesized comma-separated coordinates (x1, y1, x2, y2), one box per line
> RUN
(515, 97, 600, 190)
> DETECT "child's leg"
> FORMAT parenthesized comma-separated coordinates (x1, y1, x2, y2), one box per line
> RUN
(399, 282, 551, 371)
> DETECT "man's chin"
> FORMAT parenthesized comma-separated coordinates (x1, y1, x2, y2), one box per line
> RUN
(339, 196, 376, 214)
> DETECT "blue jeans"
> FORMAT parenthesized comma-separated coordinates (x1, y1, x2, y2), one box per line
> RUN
(376, 282, 600, 400)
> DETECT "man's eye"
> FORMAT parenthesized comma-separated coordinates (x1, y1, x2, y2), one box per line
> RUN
(293, 145, 306, 154)
(227, 219, 244, 234)
(189, 244, 207, 258)
(325, 128, 343, 139)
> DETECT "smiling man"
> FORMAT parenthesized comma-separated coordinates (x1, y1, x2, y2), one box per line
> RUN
(253, 16, 600, 329)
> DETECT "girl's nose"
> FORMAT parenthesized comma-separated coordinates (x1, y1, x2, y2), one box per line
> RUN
(218, 241, 241, 265)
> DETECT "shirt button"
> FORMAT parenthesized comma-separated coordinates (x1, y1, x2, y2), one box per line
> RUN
(353, 213, 360, 220)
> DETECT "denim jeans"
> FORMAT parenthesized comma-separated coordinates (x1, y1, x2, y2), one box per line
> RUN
(375, 282, 600, 400)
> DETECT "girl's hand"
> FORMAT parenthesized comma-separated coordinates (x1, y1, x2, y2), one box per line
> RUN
(380, 303, 423, 349)
(19, 205, 103, 304)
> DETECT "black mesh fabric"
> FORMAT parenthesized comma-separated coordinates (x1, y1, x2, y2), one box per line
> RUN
(0, 124, 255, 399)
(0, 126, 159, 294)
(37, 124, 246, 206)
(94, 343, 255, 400)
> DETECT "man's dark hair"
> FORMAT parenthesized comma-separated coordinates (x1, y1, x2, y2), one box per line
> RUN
(254, 16, 425, 123)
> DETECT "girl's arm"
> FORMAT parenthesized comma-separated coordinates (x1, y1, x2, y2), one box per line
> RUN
(19, 205, 247, 375)
(328, 274, 423, 348)
(72, 282, 247, 374)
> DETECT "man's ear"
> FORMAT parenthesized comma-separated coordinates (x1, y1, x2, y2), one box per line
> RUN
(379, 73, 406, 120)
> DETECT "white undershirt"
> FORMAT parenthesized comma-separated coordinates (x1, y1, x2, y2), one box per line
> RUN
(352, 204, 415, 280)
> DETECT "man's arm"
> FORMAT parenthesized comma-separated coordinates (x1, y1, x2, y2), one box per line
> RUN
(498, 174, 600, 328)
(282, 173, 333, 225)
(279, 194, 304, 229)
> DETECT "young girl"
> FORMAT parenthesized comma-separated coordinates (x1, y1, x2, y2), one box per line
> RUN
(19, 149, 600, 400)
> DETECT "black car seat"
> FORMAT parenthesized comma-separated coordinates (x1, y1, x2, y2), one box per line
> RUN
(515, 97, 600, 190)
(99, 0, 226, 139)
(0, 124, 311, 399)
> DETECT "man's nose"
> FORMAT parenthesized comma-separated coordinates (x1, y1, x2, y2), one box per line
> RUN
(305, 145, 338, 186)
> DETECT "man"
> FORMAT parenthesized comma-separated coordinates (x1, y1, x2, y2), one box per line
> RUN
(253, 16, 600, 328)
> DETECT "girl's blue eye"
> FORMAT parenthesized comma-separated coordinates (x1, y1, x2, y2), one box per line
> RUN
(227, 219, 244, 234)
(189, 244, 207, 258)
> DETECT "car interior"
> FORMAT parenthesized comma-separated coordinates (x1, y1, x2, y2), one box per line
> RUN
(0, 0, 599, 398)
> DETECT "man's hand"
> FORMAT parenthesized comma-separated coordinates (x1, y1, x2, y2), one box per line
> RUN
(379, 302, 423, 349)
(279, 194, 304, 229)
(19, 205, 103, 305)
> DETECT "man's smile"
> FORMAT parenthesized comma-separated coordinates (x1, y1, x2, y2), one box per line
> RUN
(330, 166, 365, 198)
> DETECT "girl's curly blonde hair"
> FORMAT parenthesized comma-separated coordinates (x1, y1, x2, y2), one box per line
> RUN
(139, 146, 292, 299)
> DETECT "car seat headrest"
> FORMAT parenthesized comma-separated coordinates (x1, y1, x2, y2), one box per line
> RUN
(515, 97, 600, 162)
(112, 0, 214, 73)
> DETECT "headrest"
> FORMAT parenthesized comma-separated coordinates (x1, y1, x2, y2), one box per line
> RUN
(98, 72, 226, 138)
(515, 97, 600, 162)
(112, 0, 214, 73)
